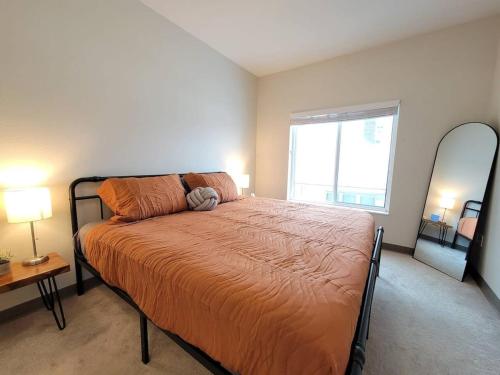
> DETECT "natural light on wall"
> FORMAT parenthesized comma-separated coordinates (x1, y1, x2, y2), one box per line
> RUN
(287, 101, 399, 213)
(225, 156, 251, 193)
(225, 157, 245, 176)
(0, 164, 50, 188)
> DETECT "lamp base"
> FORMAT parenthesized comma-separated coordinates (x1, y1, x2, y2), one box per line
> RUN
(22, 255, 50, 267)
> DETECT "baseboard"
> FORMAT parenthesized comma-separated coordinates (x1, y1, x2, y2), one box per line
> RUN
(0, 277, 101, 323)
(469, 266, 500, 313)
(382, 242, 413, 254)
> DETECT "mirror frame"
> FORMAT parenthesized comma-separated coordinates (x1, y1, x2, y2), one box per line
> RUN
(412, 122, 499, 281)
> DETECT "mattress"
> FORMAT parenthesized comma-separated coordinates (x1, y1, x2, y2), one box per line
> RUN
(84, 197, 375, 375)
(78, 221, 104, 257)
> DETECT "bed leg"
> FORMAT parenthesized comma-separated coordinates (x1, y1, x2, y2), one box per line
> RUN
(140, 313, 150, 364)
(451, 233, 458, 249)
(75, 260, 84, 296)
(351, 344, 366, 374)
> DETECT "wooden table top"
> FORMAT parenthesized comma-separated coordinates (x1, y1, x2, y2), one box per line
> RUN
(0, 252, 70, 293)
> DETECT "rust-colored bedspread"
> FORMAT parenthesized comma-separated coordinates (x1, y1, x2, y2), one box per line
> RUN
(85, 197, 375, 375)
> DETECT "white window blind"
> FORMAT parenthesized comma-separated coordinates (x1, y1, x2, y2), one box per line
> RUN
(291, 101, 399, 125)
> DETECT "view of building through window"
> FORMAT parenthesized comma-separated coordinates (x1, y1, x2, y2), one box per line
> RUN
(288, 115, 395, 211)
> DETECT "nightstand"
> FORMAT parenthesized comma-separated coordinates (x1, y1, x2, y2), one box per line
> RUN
(418, 218, 453, 246)
(0, 252, 69, 330)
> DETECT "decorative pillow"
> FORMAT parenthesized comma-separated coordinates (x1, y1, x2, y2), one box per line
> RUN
(183, 172, 238, 203)
(186, 187, 218, 211)
(97, 175, 187, 222)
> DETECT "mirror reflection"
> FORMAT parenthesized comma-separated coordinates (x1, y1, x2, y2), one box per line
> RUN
(414, 123, 498, 280)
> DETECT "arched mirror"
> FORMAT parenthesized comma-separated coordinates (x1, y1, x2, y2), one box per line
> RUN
(413, 122, 498, 281)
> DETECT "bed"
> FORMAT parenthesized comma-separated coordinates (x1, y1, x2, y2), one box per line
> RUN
(451, 200, 481, 255)
(70, 174, 383, 375)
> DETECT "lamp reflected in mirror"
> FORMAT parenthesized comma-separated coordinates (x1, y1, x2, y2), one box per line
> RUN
(439, 195, 455, 222)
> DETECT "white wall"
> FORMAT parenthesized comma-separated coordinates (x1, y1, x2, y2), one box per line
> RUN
(0, 0, 257, 311)
(256, 16, 500, 247)
(476, 34, 500, 297)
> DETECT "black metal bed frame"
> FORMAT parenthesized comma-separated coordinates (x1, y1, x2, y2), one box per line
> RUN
(451, 200, 482, 256)
(69, 173, 384, 375)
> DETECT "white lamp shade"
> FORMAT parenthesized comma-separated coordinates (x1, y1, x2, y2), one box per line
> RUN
(439, 196, 455, 210)
(234, 174, 250, 189)
(4, 187, 52, 223)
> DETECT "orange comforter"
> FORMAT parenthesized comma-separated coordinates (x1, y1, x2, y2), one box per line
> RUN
(85, 197, 375, 375)
(457, 217, 477, 240)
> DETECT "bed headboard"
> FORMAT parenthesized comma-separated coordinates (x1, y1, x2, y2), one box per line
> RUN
(69, 172, 222, 239)
(460, 200, 482, 219)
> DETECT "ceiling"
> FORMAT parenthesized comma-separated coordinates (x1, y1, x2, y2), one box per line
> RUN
(140, 0, 500, 76)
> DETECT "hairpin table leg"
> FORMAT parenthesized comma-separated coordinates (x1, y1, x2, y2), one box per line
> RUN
(37, 276, 66, 330)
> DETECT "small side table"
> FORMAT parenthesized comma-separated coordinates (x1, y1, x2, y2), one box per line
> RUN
(0, 252, 69, 330)
(418, 218, 453, 246)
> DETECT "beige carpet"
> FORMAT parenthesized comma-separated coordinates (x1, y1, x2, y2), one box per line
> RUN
(0, 251, 499, 375)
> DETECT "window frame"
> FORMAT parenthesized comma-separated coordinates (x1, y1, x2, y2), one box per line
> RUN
(287, 100, 399, 214)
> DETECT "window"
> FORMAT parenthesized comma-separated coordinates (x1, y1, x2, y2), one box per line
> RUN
(287, 101, 399, 213)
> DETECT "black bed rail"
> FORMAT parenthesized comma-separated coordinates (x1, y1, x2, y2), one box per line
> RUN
(460, 200, 482, 218)
(69, 174, 383, 375)
(348, 226, 383, 375)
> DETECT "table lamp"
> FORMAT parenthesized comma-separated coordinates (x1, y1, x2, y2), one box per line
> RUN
(439, 195, 455, 222)
(4, 187, 52, 266)
(234, 174, 250, 195)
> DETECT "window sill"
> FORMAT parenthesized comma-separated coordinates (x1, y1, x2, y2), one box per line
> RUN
(287, 199, 390, 215)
